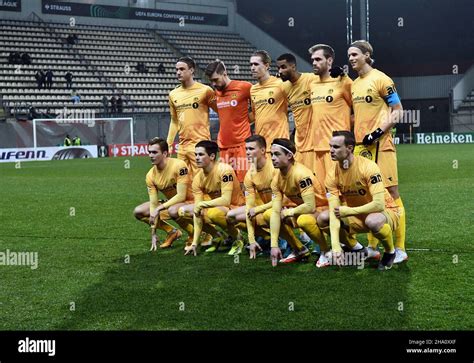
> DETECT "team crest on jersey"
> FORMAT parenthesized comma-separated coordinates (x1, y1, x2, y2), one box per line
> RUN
(328, 89, 333, 94)
(194, 97, 199, 101)
(269, 91, 274, 96)
(231, 93, 237, 98)
(367, 89, 373, 93)
(360, 149, 373, 159)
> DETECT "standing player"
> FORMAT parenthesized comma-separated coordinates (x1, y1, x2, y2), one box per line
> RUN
(266, 138, 330, 267)
(319, 131, 400, 270)
(348, 40, 407, 263)
(204, 60, 253, 187)
(180, 140, 245, 256)
(167, 56, 217, 177)
(309, 44, 353, 189)
(250, 50, 291, 152)
(276, 53, 317, 170)
(133, 137, 194, 250)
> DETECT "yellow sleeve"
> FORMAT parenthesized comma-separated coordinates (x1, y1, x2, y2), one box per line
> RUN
(270, 176, 283, 248)
(146, 171, 159, 215)
(162, 182, 187, 209)
(198, 167, 234, 208)
(340, 191, 384, 216)
(162, 163, 190, 209)
(342, 77, 353, 108)
(244, 173, 257, 244)
(286, 193, 315, 216)
(207, 87, 218, 113)
(328, 194, 342, 253)
(167, 95, 179, 146)
(191, 177, 203, 246)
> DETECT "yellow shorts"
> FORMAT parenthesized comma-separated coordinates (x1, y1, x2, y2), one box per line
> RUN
(343, 209, 400, 234)
(377, 150, 398, 188)
(315, 151, 334, 190)
(177, 148, 198, 177)
(295, 150, 316, 172)
(219, 143, 249, 183)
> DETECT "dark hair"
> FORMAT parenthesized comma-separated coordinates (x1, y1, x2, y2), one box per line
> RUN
(276, 53, 297, 65)
(205, 59, 226, 78)
(148, 137, 168, 153)
(252, 50, 272, 65)
(271, 138, 296, 155)
(308, 44, 335, 60)
(177, 56, 196, 70)
(245, 134, 267, 149)
(195, 140, 219, 158)
(332, 131, 356, 149)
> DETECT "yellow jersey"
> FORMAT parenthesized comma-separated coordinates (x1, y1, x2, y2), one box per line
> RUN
(192, 161, 245, 206)
(286, 72, 318, 152)
(168, 81, 216, 151)
(250, 76, 291, 151)
(325, 155, 398, 211)
(352, 68, 400, 151)
(311, 75, 352, 151)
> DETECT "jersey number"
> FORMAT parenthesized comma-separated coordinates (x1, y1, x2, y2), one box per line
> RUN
(299, 177, 313, 188)
(179, 168, 188, 176)
(370, 174, 382, 184)
(222, 174, 234, 183)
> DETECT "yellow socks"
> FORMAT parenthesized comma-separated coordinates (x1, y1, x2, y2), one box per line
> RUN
(394, 197, 406, 250)
(296, 214, 329, 252)
(373, 224, 395, 253)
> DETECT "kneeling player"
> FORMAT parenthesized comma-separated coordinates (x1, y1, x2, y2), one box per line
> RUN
(133, 137, 194, 250)
(319, 131, 400, 270)
(182, 140, 245, 256)
(267, 138, 330, 267)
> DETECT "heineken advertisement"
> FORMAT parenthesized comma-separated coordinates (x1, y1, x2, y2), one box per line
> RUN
(415, 132, 474, 144)
(41, 0, 228, 26)
(0, 0, 21, 12)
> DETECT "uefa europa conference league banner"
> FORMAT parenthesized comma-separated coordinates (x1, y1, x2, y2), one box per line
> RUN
(0, 146, 98, 163)
(41, 0, 228, 26)
(0, 0, 21, 12)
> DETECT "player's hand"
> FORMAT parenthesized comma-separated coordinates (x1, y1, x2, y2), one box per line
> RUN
(149, 206, 163, 226)
(184, 245, 197, 256)
(329, 66, 345, 78)
(247, 207, 257, 219)
(362, 128, 384, 145)
(249, 242, 262, 259)
(270, 247, 282, 267)
(281, 208, 293, 220)
(193, 202, 204, 217)
(150, 229, 158, 251)
(337, 206, 351, 218)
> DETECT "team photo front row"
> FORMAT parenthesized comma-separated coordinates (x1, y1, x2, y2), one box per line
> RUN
(134, 133, 401, 271)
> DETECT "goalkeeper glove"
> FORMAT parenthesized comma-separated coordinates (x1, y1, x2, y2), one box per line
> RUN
(362, 128, 384, 145)
(329, 66, 345, 78)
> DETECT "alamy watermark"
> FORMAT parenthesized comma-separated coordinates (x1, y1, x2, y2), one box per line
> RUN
(328, 251, 365, 268)
(54, 107, 96, 127)
(0, 249, 38, 270)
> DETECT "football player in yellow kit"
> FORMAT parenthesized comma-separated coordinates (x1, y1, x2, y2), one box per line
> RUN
(319, 131, 400, 270)
(133, 137, 194, 250)
(348, 40, 407, 264)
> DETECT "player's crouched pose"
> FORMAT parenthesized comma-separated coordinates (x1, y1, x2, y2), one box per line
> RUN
(267, 138, 331, 267)
(319, 131, 401, 270)
(180, 140, 245, 256)
(133, 137, 195, 250)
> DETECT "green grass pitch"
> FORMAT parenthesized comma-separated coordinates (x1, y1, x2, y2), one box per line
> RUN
(0, 144, 473, 330)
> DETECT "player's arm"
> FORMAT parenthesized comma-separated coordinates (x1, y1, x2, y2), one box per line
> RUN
(194, 172, 234, 213)
(363, 79, 403, 144)
(338, 192, 384, 217)
(281, 175, 316, 218)
(191, 177, 204, 247)
(328, 193, 343, 253)
(146, 174, 160, 227)
(270, 184, 283, 249)
(207, 88, 218, 113)
(166, 96, 179, 147)
(161, 166, 190, 209)
(244, 174, 258, 244)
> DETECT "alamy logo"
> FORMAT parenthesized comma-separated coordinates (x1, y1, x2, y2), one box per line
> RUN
(0, 249, 38, 270)
(18, 338, 55, 356)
